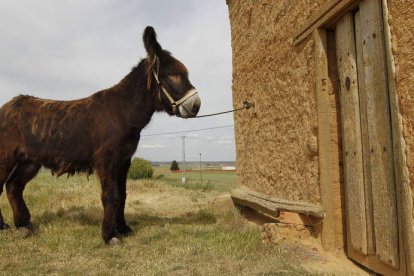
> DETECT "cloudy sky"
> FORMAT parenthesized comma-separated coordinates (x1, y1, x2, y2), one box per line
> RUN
(0, 0, 235, 162)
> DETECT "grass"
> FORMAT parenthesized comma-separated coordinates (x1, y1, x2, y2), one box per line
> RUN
(152, 166, 237, 193)
(0, 169, 318, 275)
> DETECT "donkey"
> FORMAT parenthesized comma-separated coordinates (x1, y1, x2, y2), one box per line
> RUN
(0, 26, 201, 244)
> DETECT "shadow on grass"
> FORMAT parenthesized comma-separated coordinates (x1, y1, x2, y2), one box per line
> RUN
(35, 206, 217, 229)
(129, 209, 217, 229)
(35, 206, 102, 226)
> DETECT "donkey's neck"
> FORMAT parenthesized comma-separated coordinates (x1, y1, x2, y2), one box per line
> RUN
(101, 60, 156, 131)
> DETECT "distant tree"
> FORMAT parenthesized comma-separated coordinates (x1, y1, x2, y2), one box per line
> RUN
(127, 157, 153, 179)
(170, 160, 179, 171)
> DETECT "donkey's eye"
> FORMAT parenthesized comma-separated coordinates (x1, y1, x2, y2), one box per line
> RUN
(168, 75, 181, 84)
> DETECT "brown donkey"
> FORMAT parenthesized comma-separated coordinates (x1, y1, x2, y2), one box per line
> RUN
(0, 26, 201, 244)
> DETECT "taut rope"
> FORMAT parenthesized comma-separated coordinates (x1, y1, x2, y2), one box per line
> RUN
(192, 101, 253, 118)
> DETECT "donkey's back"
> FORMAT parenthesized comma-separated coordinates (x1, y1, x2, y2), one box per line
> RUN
(0, 94, 104, 175)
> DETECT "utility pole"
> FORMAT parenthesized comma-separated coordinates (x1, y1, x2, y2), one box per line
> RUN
(181, 136, 186, 184)
(199, 153, 202, 184)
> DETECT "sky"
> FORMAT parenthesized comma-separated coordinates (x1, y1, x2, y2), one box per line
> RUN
(0, 0, 235, 162)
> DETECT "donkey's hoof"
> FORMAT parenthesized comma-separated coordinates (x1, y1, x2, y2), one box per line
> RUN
(0, 223, 10, 230)
(17, 226, 33, 238)
(108, 237, 122, 247)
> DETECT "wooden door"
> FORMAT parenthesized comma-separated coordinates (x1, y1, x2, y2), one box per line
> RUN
(335, 0, 403, 274)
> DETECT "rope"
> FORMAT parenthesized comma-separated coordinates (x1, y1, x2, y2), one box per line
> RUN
(192, 101, 253, 118)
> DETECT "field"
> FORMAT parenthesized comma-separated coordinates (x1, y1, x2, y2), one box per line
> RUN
(0, 166, 364, 275)
(152, 165, 237, 193)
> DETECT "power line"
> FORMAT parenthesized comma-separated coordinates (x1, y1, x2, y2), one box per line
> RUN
(141, 124, 234, 137)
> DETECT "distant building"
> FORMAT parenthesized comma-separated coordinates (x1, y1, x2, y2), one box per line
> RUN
(221, 166, 236, 171)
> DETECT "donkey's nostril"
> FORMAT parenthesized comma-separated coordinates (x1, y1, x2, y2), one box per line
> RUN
(192, 104, 200, 114)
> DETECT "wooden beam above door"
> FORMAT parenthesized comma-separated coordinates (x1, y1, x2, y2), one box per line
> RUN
(293, 0, 359, 46)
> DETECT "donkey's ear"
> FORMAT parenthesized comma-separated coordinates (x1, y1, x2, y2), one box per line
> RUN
(143, 26, 162, 58)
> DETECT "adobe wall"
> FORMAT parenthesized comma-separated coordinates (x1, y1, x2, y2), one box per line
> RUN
(387, 0, 414, 225)
(227, 0, 327, 204)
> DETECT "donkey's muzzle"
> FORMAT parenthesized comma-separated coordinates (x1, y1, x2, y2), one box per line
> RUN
(177, 92, 201, 118)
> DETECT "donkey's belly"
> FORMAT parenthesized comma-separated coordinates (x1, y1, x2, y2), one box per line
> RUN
(39, 156, 95, 176)
(20, 140, 95, 176)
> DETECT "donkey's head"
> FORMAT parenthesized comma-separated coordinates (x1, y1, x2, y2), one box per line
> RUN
(143, 26, 201, 118)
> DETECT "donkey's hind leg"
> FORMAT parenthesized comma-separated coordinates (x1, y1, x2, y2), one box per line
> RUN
(0, 162, 15, 230)
(0, 181, 8, 230)
(6, 161, 41, 229)
(0, 182, 9, 230)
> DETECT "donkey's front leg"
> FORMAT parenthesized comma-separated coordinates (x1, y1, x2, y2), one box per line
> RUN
(101, 181, 121, 244)
(96, 165, 122, 245)
(116, 159, 132, 236)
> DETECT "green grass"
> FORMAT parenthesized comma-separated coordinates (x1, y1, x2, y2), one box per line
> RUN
(0, 169, 317, 275)
(152, 166, 237, 192)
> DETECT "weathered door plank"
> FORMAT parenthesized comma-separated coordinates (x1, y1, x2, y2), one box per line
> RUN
(335, 12, 368, 255)
(354, 10, 376, 256)
(359, 0, 399, 268)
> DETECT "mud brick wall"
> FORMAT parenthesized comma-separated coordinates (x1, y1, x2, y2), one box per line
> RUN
(227, 0, 327, 204)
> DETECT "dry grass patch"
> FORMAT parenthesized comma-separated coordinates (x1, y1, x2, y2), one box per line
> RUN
(0, 171, 322, 275)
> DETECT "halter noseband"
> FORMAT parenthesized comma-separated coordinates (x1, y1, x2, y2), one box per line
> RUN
(150, 56, 198, 116)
